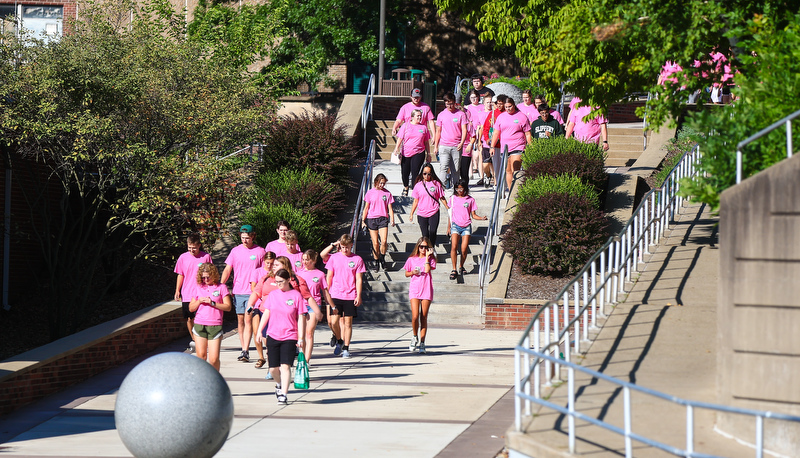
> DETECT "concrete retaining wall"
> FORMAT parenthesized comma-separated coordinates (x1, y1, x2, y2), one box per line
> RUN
(718, 154, 800, 456)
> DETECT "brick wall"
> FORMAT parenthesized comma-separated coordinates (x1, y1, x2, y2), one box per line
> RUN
(0, 305, 185, 416)
(486, 301, 595, 330)
(608, 101, 646, 123)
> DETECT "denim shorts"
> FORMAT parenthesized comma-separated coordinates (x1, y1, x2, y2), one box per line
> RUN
(451, 222, 472, 236)
(234, 294, 249, 314)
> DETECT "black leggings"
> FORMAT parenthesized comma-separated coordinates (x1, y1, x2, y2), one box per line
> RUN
(459, 155, 472, 186)
(401, 152, 425, 188)
(417, 211, 441, 246)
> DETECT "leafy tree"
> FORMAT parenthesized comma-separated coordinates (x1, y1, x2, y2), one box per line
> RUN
(434, 0, 792, 124)
(0, 0, 277, 339)
(188, 0, 412, 92)
(681, 12, 800, 210)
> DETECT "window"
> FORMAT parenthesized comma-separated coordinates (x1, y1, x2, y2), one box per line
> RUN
(0, 4, 63, 41)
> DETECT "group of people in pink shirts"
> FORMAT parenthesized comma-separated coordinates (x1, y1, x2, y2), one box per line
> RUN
(173, 223, 366, 404)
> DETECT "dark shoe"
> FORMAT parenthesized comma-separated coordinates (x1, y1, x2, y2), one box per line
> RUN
(255, 358, 266, 368)
(484, 180, 490, 189)
(476, 178, 485, 186)
(241, 351, 250, 363)
(330, 334, 337, 347)
(237, 351, 246, 361)
(449, 270, 457, 280)
(379, 258, 387, 270)
(402, 187, 409, 197)
(371, 259, 380, 272)
(459, 266, 467, 276)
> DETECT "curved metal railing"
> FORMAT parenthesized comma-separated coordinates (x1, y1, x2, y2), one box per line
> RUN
(736, 107, 800, 183)
(477, 145, 509, 313)
(361, 74, 376, 150)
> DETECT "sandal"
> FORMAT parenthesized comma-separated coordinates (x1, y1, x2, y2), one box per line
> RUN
(449, 270, 457, 280)
(459, 267, 467, 276)
(402, 187, 409, 197)
(255, 358, 266, 368)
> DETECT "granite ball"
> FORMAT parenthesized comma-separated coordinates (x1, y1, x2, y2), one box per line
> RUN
(115, 352, 234, 458)
(486, 82, 524, 105)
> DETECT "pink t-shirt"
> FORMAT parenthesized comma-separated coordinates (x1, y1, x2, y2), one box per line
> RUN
(174, 251, 212, 300)
(224, 244, 266, 295)
(265, 239, 301, 258)
(568, 105, 608, 144)
(284, 251, 303, 272)
(412, 180, 445, 218)
(398, 123, 430, 157)
(296, 268, 328, 306)
(519, 103, 539, 124)
(403, 255, 436, 300)
(364, 188, 394, 219)
(493, 111, 531, 153)
(264, 288, 306, 341)
(193, 283, 230, 326)
(449, 195, 478, 228)
(325, 252, 366, 300)
(396, 101, 434, 129)
(465, 103, 483, 126)
(436, 109, 468, 147)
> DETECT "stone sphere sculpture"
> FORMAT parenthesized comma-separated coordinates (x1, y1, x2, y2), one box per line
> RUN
(486, 82, 524, 105)
(115, 352, 234, 458)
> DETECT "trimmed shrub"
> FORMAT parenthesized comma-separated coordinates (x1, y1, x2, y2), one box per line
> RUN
(261, 112, 359, 187)
(503, 193, 609, 277)
(522, 137, 605, 168)
(523, 152, 607, 196)
(240, 202, 330, 251)
(247, 167, 345, 225)
(518, 174, 600, 208)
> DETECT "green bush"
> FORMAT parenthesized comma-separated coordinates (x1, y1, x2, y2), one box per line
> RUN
(518, 174, 600, 208)
(239, 202, 330, 251)
(652, 126, 701, 187)
(522, 137, 605, 169)
(523, 152, 607, 196)
(247, 167, 345, 225)
(503, 193, 609, 276)
(260, 112, 359, 187)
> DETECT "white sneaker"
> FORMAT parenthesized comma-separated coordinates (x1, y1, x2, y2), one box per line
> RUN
(342, 349, 352, 359)
(409, 335, 418, 352)
(419, 342, 427, 354)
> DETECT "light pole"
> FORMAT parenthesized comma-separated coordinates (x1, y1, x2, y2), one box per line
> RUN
(378, 0, 385, 94)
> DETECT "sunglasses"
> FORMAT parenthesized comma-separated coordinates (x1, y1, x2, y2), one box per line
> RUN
(419, 245, 430, 249)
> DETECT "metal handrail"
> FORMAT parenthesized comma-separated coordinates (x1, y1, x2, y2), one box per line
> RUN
(514, 144, 712, 452)
(736, 107, 800, 183)
(350, 140, 377, 245)
(454, 75, 464, 104)
(214, 143, 262, 163)
(643, 92, 652, 151)
(361, 74, 376, 150)
(477, 145, 509, 313)
(515, 349, 800, 457)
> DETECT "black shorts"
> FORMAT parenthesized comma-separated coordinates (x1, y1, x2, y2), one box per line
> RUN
(481, 147, 492, 163)
(266, 335, 298, 368)
(331, 298, 358, 318)
(365, 216, 390, 231)
(182, 301, 195, 320)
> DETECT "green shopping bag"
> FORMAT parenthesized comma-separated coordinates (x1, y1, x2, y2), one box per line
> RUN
(294, 350, 310, 390)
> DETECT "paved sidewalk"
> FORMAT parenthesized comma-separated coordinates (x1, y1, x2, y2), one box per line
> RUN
(0, 324, 518, 457)
(511, 201, 758, 457)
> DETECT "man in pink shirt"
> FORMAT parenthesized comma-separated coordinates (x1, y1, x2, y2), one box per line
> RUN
(565, 97, 609, 151)
(434, 92, 468, 189)
(220, 224, 266, 363)
(322, 234, 366, 359)
(265, 220, 301, 257)
(392, 88, 435, 141)
(174, 233, 213, 351)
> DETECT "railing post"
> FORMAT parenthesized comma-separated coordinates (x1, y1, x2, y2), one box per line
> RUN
(523, 335, 531, 416)
(624, 387, 632, 458)
(787, 120, 793, 158)
(756, 415, 764, 458)
(553, 299, 561, 380)
(582, 270, 589, 341)
(514, 348, 521, 431)
(686, 405, 694, 455)
(568, 364, 576, 453)
(544, 305, 552, 384)
(533, 319, 541, 398)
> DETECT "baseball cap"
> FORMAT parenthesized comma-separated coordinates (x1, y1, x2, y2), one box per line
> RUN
(411, 88, 422, 97)
(240, 224, 254, 233)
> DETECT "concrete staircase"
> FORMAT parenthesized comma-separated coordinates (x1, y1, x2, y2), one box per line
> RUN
(353, 160, 499, 327)
(605, 122, 645, 168)
(366, 120, 397, 160)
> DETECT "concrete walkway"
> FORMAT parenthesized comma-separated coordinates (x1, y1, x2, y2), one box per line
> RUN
(509, 201, 760, 457)
(0, 324, 518, 457)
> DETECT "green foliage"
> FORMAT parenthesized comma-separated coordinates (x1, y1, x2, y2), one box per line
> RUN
(0, 0, 277, 339)
(522, 137, 605, 168)
(524, 152, 607, 196)
(681, 13, 800, 210)
(434, 0, 793, 128)
(247, 167, 345, 226)
(260, 112, 359, 188)
(518, 174, 600, 208)
(240, 203, 329, 251)
(503, 193, 608, 276)
(653, 126, 700, 187)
